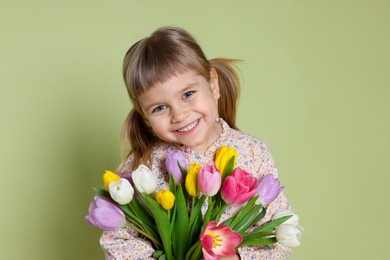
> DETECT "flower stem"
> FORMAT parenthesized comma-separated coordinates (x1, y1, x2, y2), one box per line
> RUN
(189, 196, 196, 225)
(125, 222, 162, 248)
(215, 203, 228, 223)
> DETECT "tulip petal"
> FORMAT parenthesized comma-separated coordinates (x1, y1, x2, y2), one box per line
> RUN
(256, 174, 284, 206)
(202, 248, 219, 260)
(212, 226, 242, 256)
(221, 177, 237, 204)
(276, 224, 304, 248)
(201, 234, 217, 256)
(198, 162, 221, 196)
(166, 150, 187, 184)
(85, 195, 126, 231)
(200, 221, 243, 258)
(132, 164, 157, 194)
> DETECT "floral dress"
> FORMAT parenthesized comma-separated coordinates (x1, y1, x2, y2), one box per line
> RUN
(100, 119, 293, 259)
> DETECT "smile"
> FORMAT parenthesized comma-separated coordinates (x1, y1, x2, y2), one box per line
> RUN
(176, 119, 199, 133)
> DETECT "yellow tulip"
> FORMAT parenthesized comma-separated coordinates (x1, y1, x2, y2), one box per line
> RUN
(103, 170, 121, 191)
(156, 190, 175, 210)
(214, 146, 238, 176)
(185, 163, 201, 197)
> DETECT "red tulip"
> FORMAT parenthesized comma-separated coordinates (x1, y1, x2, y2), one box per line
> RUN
(200, 221, 243, 260)
(221, 168, 258, 205)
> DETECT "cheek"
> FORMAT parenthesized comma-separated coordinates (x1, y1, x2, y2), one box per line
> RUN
(148, 119, 170, 136)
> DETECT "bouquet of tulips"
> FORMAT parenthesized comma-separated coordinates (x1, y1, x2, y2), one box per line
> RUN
(86, 146, 303, 259)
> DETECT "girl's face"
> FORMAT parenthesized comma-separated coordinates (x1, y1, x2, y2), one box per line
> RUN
(138, 69, 221, 154)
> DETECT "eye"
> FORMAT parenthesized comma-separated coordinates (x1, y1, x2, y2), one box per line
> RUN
(182, 91, 195, 99)
(152, 105, 167, 113)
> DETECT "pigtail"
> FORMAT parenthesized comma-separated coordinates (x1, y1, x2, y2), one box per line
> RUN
(118, 108, 156, 172)
(209, 58, 241, 130)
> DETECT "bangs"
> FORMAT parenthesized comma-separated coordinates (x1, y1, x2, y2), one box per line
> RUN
(123, 27, 210, 102)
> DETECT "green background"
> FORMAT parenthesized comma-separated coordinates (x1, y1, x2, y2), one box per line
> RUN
(1, 0, 389, 259)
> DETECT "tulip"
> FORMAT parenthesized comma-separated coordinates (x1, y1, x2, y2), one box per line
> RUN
(166, 150, 187, 184)
(255, 174, 284, 206)
(221, 168, 258, 205)
(272, 211, 299, 226)
(132, 164, 157, 194)
(85, 195, 126, 231)
(185, 163, 201, 197)
(276, 224, 304, 247)
(214, 146, 237, 176)
(156, 190, 175, 210)
(108, 178, 134, 205)
(200, 221, 243, 259)
(103, 170, 121, 191)
(198, 162, 221, 197)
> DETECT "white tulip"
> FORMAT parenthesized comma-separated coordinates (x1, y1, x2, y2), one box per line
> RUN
(109, 178, 134, 205)
(276, 224, 304, 248)
(132, 164, 157, 194)
(272, 211, 299, 226)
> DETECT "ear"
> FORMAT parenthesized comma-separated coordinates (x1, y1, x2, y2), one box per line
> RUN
(209, 68, 220, 99)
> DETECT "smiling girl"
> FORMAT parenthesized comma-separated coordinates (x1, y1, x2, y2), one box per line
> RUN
(100, 27, 294, 259)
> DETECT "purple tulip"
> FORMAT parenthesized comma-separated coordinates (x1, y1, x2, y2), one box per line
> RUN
(255, 174, 284, 206)
(166, 150, 187, 184)
(198, 162, 221, 196)
(85, 195, 126, 231)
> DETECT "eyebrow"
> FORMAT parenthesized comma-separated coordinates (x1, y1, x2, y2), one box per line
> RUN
(178, 82, 198, 94)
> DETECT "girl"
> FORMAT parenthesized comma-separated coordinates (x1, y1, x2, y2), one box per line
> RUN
(100, 27, 293, 259)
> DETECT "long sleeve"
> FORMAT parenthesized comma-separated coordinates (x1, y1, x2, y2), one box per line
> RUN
(222, 132, 292, 260)
(100, 226, 155, 260)
(237, 193, 292, 259)
(98, 119, 297, 259)
(236, 140, 293, 259)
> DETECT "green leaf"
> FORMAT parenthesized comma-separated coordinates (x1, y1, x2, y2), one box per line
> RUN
(202, 197, 215, 229)
(93, 187, 110, 197)
(234, 203, 263, 233)
(185, 241, 202, 260)
(250, 215, 292, 235)
(222, 155, 235, 180)
(242, 230, 275, 241)
(143, 195, 173, 260)
(118, 204, 140, 225)
(213, 203, 227, 223)
(131, 196, 156, 229)
(152, 250, 163, 258)
(240, 236, 277, 247)
(220, 217, 233, 226)
(190, 242, 203, 260)
(178, 160, 187, 180)
(189, 195, 206, 245)
(172, 184, 190, 260)
(169, 174, 175, 194)
(250, 206, 267, 227)
(229, 196, 259, 229)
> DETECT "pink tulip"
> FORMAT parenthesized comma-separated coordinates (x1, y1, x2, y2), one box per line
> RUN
(200, 221, 243, 260)
(85, 195, 126, 231)
(198, 162, 221, 197)
(221, 168, 258, 205)
(255, 174, 284, 206)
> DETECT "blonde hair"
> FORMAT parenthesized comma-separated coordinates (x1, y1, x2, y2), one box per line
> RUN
(120, 27, 241, 172)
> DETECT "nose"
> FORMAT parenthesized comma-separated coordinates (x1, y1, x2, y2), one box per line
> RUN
(171, 104, 188, 123)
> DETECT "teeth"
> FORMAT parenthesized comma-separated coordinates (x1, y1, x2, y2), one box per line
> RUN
(177, 120, 197, 132)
